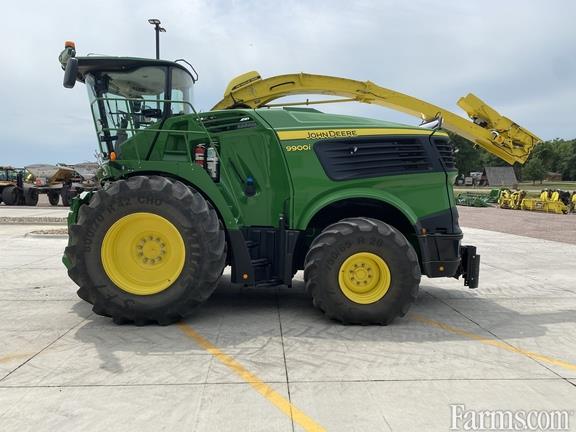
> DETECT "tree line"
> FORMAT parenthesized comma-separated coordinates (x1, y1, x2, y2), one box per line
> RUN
(451, 134, 576, 183)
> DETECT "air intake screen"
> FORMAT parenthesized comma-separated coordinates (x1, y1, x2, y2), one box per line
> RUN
(200, 113, 257, 134)
(432, 137, 456, 170)
(314, 137, 433, 181)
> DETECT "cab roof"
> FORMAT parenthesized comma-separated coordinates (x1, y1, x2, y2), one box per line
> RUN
(73, 56, 191, 82)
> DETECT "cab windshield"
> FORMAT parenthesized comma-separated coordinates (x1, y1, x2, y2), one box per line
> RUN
(0, 169, 19, 182)
(85, 65, 194, 155)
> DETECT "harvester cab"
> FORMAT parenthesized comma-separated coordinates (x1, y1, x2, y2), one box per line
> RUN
(60, 48, 199, 161)
(59, 42, 541, 326)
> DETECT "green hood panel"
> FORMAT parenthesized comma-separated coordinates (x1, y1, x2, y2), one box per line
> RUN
(253, 108, 422, 131)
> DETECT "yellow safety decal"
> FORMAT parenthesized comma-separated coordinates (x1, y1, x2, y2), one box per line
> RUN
(277, 128, 447, 141)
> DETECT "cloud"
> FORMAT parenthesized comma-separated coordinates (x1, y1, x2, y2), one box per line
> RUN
(1, 0, 575, 166)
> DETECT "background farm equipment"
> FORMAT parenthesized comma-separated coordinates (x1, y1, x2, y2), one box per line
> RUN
(0, 166, 39, 205)
(24, 163, 100, 206)
(456, 189, 501, 207)
(456, 192, 491, 207)
(520, 190, 573, 215)
(498, 189, 526, 210)
(498, 188, 575, 214)
(56, 163, 100, 205)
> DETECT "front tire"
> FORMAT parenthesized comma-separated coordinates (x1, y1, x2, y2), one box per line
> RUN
(2, 186, 19, 205)
(64, 176, 227, 325)
(304, 217, 420, 325)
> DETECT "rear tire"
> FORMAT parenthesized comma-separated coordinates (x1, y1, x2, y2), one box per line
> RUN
(61, 185, 71, 206)
(304, 217, 420, 325)
(2, 186, 19, 206)
(24, 188, 39, 206)
(64, 175, 227, 325)
(48, 191, 60, 206)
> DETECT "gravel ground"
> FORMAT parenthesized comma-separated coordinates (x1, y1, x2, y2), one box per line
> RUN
(458, 205, 576, 245)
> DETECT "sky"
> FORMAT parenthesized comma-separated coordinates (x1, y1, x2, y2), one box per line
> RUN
(1, 0, 575, 166)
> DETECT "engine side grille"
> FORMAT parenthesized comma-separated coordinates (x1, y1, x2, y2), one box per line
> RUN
(314, 137, 433, 181)
(200, 113, 257, 134)
(432, 137, 456, 170)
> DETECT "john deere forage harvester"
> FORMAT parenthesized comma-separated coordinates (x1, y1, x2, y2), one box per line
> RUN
(59, 41, 540, 325)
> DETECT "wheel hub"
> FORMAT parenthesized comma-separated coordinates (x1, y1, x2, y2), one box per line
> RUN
(101, 212, 186, 295)
(138, 236, 166, 264)
(338, 252, 391, 304)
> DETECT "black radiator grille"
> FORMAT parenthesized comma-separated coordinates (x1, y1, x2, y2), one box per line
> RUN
(432, 137, 456, 170)
(314, 137, 433, 181)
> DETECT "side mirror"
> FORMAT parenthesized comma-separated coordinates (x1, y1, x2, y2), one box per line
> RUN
(419, 115, 443, 130)
(63, 57, 79, 89)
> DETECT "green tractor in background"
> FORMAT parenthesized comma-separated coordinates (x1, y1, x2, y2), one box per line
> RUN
(59, 41, 540, 325)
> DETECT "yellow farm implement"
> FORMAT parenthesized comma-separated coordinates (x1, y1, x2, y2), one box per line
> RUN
(498, 189, 576, 215)
(497, 189, 526, 210)
(520, 190, 570, 215)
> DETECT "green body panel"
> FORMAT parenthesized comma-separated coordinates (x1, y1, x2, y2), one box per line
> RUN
(289, 170, 451, 230)
(214, 128, 292, 227)
(255, 107, 420, 130)
(252, 108, 455, 230)
(97, 107, 455, 233)
(119, 116, 208, 162)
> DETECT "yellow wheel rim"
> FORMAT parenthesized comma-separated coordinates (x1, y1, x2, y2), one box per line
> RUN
(101, 212, 186, 295)
(338, 252, 391, 304)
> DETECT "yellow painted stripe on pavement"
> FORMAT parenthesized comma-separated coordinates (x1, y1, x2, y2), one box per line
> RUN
(178, 323, 326, 432)
(277, 128, 448, 141)
(412, 314, 576, 372)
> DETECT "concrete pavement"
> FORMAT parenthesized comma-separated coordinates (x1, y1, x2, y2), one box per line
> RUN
(0, 223, 575, 431)
(0, 205, 68, 225)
